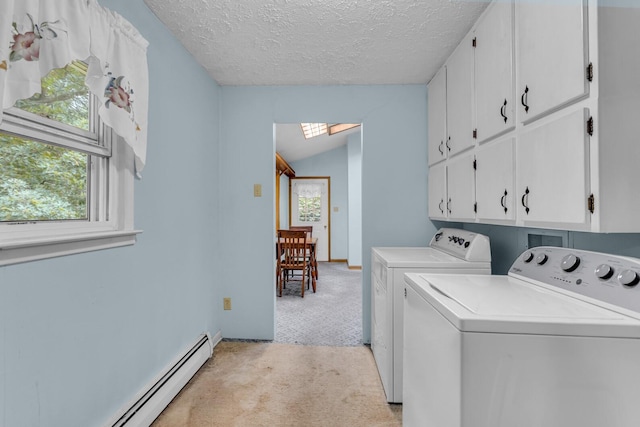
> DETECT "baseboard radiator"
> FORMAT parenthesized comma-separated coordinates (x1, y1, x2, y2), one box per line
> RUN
(105, 331, 220, 427)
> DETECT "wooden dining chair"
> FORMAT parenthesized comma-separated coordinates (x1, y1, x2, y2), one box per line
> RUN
(277, 229, 310, 297)
(289, 225, 318, 282)
(290, 225, 313, 238)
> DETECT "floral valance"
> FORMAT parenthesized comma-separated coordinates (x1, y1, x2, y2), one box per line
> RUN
(0, 0, 149, 173)
(293, 182, 325, 198)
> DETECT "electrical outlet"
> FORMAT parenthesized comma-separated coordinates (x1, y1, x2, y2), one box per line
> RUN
(223, 297, 232, 310)
(253, 184, 262, 197)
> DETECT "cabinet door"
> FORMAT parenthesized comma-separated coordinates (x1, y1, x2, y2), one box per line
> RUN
(447, 152, 476, 221)
(428, 67, 447, 165)
(476, 137, 515, 222)
(516, 109, 591, 228)
(475, 0, 514, 143)
(428, 162, 447, 220)
(516, 0, 588, 123)
(446, 33, 475, 157)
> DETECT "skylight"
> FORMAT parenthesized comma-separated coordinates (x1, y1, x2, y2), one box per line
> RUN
(301, 122, 361, 139)
(328, 123, 360, 135)
(301, 123, 328, 139)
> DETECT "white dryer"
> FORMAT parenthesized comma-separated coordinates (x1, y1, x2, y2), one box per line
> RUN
(371, 228, 491, 403)
(404, 246, 640, 427)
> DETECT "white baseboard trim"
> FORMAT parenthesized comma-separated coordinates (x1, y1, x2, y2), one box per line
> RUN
(103, 330, 222, 427)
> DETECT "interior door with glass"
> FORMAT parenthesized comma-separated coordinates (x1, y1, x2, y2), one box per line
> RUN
(290, 177, 329, 261)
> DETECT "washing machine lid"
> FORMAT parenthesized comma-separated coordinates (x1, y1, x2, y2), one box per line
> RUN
(406, 273, 640, 338)
(372, 247, 490, 270)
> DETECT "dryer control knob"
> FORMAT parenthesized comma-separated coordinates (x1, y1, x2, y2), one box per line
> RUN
(618, 270, 640, 287)
(595, 264, 614, 280)
(535, 253, 548, 265)
(561, 254, 581, 272)
(522, 251, 534, 263)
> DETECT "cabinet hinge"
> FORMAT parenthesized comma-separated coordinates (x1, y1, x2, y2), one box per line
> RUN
(472, 37, 477, 48)
(587, 62, 594, 82)
(473, 129, 477, 139)
(474, 202, 478, 213)
(587, 117, 594, 136)
(588, 194, 595, 214)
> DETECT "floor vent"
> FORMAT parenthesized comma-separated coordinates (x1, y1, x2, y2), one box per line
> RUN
(106, 332, 219, 427)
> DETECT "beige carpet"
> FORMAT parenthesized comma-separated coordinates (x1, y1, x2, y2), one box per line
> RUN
(152, 341, 402, 426)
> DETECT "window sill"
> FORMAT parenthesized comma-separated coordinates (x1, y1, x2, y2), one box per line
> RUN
(0, 229, 142, 267)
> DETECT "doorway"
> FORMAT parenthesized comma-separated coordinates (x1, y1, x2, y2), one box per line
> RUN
(274, 122, 363, 346)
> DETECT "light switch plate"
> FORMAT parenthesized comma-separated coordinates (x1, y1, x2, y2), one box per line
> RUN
(254, 184, 262, 197)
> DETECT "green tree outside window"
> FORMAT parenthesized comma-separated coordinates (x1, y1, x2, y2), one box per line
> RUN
(298, 196, 321, 222)
(0, 63, 90, 222)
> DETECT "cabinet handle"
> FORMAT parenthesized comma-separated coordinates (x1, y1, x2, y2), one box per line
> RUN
(500, 99, 508, 123)
(438, 141, 444, 155)
(439, 199, 444, 214)
(447, 197, 452, 214)
(500, 189, 508, 214)
(521, 86, 530, 113)
(446, 136, 451, 152)
(521, 187, 530, 214)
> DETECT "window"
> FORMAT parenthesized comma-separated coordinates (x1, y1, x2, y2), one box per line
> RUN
(298, 196, 322, 222)
(0, 62, 139, 266)
(295, 183, 323, 223)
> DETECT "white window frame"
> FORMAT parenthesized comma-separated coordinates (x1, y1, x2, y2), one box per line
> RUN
(0, 86, 140, 266)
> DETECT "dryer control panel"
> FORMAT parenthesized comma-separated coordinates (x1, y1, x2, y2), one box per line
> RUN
(509, 247, 640, 317)
(429, 228, 492, 262)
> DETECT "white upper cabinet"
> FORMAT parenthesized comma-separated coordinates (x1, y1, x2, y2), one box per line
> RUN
(516, 0, 589, 123)
(445, 33, 475, 157)
(427, 0, 640, 232)
(475, 137, 515, 222)
(427, 67, 447, 166)
(475, 0, 515, 143)
(516, 109, 590, 229)
(446, 152, 476, 221)
(428, 162, 447, 220)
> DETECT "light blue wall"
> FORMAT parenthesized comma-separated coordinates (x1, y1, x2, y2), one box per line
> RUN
(219, 85, 431, 342)
(0, 1, 222, 426)
(462, 223, 640, 275)
(348, 132, 363, 267)
(291, 145, 349, 260)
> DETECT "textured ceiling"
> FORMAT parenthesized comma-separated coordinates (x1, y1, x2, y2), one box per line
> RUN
(143, 0, 489, 86)
(143, 0, 489, 161)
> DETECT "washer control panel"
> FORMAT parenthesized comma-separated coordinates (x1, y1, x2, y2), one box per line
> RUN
(509, 247, 640, 315)
(429, 228, 491, 262)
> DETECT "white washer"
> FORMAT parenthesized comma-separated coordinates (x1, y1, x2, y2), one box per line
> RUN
(371, 228, 491, 403)
(404, 246, 640, 427)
